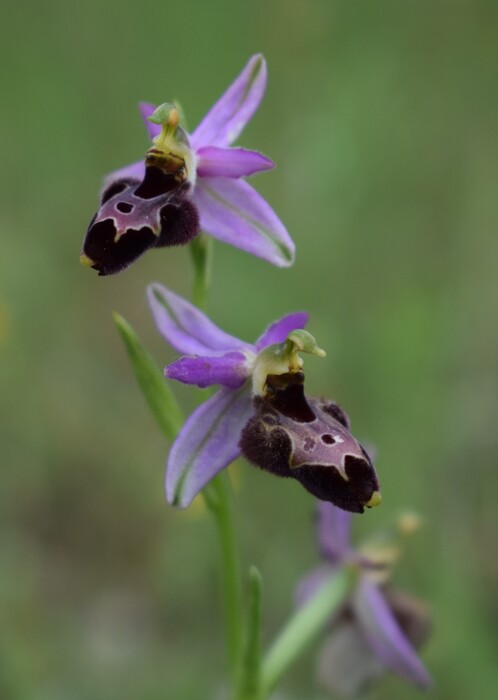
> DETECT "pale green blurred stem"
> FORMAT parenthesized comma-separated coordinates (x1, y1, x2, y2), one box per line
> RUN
(190, 233, 213, 308)
(204, 474, 243, 681)
(259, 567, 355, 698)
(190, 233, 243, 683)
(235, 567, 263, 700)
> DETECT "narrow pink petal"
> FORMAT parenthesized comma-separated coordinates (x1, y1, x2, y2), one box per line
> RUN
(148, 283, 249, 355)
(166, 386, 253, 507)
(317, 502, 353, 564)
(193, 177, 295, 267)
(255, 312, 309, 350)
(139, 102, 161, 140)
(191, 55, 267, 149)
(166, 350, 251, 389)
(196, 147, 274, 178)
(354, 579, 433, 689)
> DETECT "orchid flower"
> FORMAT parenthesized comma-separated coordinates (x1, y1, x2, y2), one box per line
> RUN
(297, 502, 433, 696)
(81, 55, 294, 275)
(148, 284, 381, 512)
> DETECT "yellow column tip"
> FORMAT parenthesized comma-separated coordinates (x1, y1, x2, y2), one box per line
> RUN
(80, 253, 94, 267)
(366, 491, 382, 508)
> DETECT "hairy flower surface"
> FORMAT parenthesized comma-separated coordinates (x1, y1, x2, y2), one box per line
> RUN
(149, 284, 380, 511)
(297, 503, 432, 695)
(81, 55, 294, 275)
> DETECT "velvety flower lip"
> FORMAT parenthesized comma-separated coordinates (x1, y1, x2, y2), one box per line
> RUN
(82, 55, 294, 274)
(147, 283, 308, 507)
(298, 502, 433, 695)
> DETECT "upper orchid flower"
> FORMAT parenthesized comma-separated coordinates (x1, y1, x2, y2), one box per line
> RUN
(298, 503, 432, 696)
(148, 284, 381, 511)
(81, 55, 294, 275)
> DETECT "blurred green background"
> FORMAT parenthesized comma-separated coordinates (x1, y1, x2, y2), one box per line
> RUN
(1, 1, 497, 698)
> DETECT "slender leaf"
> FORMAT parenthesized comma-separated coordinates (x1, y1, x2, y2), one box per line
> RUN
(260, 566, 354, 697)
(114, 312, 183, 441)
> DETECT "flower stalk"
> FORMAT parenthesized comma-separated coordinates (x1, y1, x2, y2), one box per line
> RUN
(190, 223, 244, 686)
(189, 233, 213, 309)
(235, 567, 263, 700)
(204, 472, 244, 683)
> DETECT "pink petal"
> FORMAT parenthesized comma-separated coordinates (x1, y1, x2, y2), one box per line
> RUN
(166, 350, 251, 389)
(196, 146, 274, 178)
(317, 502, 353, 564)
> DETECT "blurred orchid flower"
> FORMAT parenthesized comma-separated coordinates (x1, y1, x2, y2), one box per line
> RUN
(148, 284, 380, 511)
(297, 502, 432, 696)
(81, 55, 294, 275)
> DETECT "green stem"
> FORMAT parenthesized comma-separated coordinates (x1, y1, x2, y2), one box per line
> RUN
(189, 233, 243, 685)
(260, 566, 355, 698)
(235, 567, 263, 700)
(204, 471, 243, 682)
(190, 233, 213, 309)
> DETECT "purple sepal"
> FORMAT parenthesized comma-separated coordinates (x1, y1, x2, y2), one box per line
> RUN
(255, 312, 309, 350)
(193, 177, 295, 267)
(148, 283, 249, 355)
(190, 54, 267, 149)
(166, 386, 254, 507)
(317, 502, 353, 563)
(166, 350, 250, 389)
(196, 146, 274, 178)
(353, 578, 433, 689)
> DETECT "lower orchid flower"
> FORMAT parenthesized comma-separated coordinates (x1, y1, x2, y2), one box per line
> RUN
(81, 55, 294, 275)
(148, 283, 381, 512)
(297, 502, 433, 696)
